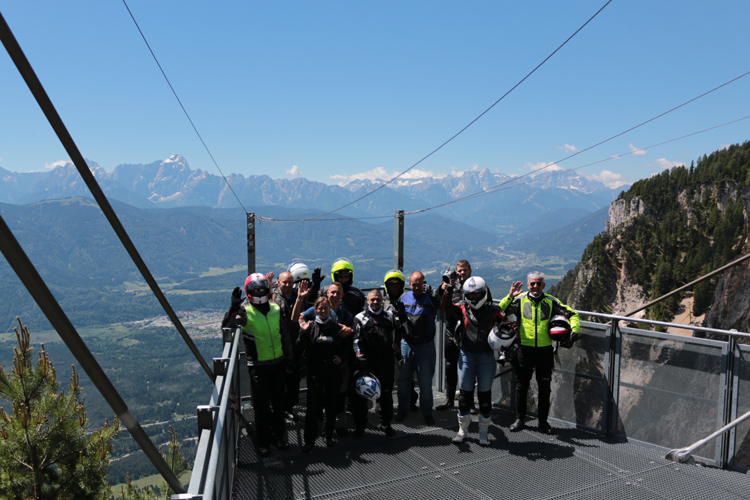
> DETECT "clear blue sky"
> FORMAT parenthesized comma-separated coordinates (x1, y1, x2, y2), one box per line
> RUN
(1, 1, 749, 190)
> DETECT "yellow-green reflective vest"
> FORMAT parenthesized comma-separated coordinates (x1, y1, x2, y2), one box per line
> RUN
(499, 292, 580, 347)
(242, 302, 284, 362)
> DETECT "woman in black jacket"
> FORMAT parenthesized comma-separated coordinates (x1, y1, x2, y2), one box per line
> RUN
(298, 297, 345, 452)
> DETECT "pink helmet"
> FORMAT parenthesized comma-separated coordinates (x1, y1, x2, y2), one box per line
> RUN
(244, 273, 271, 305)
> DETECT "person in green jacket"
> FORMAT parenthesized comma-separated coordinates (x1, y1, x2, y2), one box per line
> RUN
(224, 273, 292, 457)
(499, 271, 580, 434)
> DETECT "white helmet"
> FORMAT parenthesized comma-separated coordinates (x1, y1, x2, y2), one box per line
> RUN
(354, 373, 382, 400)
(288, 262, 311, 283)
(548, 315, 571, 341)
(463, 276, 488, 309)
(488, 322, 517, 351)
(244, 273, 271, 305)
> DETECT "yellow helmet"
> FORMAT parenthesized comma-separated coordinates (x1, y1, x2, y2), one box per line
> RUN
(331, 257, 354, 282)
(383, 269, 405, 285)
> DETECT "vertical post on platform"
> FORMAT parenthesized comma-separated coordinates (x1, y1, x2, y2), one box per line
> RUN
(246, 213, 256, 275)
(394, 210, 404, 271)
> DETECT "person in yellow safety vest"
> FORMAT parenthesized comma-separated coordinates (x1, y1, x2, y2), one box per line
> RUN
(223, 273, 292, 457)
(498, 271, 580, 435)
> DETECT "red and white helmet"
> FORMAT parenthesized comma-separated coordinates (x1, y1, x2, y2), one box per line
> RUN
(244, 273, 271, 305)
(548, 315, 571, 341)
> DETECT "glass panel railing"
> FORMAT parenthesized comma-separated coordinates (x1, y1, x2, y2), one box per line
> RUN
(732, 344, 750, 469)
(615, 327, 725, 463)
(551, 322, 610, 433)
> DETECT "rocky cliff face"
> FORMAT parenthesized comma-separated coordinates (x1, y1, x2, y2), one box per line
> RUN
(560, 176, 749, 330)
(605, 196, 648, 233)
(704, 184, 750, 333)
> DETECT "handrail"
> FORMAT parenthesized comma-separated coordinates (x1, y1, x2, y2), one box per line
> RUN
(666, 409, 750, 464)
(204, 327, 241, 499)
(577, 310, 750, 339)
(174, 327, 242, 500)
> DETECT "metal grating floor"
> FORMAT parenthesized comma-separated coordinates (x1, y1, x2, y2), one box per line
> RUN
(234, 393, 750, 500)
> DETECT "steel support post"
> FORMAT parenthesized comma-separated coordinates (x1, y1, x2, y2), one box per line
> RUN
(246, 212, 256, 275)
(394, 210, 404, 271)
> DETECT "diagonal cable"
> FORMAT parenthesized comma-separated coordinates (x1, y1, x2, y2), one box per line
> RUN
(122, 0, 248, 213)
(0, 9, 214, 382)
(406, 115, 750, 214)
(277, 0, 614, 222)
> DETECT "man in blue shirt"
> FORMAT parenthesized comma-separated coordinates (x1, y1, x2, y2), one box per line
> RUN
(395, 271, 441, 425)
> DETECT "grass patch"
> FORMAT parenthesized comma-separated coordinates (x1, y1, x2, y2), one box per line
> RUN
(110, 470, 192, 496)
(199, 265, 245, 277)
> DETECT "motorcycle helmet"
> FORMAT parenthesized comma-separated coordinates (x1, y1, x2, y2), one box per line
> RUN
(331, 257, 354, 283)
(288, 262, 311, 283)
(463, 276, 488, 309)
(354, 373, 382, 400)
(488, 322, 518, 351)
(383, 269, 405, 293)
(548, 315, 572, 341)
(244, 273, 271, 305)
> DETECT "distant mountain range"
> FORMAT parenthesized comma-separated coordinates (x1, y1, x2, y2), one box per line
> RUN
(0, 154, 622, 238)
(0, 155, 625, 331)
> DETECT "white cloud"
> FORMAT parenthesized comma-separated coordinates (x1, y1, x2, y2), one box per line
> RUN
(331, 167, 442, 185)
(587, 169, 630, 189)
(558, 144, 578, 153)
(286, 165, 301, 177)
(629, 143, 647, 156)
(44, 160, 68, 170)
(525, 161, 564, 173)
(718, 144, 731, 151)
(648, 158, 685, 169)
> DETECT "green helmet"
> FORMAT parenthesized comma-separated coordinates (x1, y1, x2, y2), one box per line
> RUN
(383, 269, 405, 285)
(331, 257, 354, 282)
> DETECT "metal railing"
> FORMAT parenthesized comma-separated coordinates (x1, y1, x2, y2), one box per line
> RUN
(542, 311, 750, 470)
(172, 327, 242, 500)
(175, 312, 750, 498)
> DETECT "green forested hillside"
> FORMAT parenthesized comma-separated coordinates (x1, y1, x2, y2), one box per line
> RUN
(0, 197, 577, 332)
(550, 141, 750, 323)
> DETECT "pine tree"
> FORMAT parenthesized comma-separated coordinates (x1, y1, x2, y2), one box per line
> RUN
(117, 426, 189, 500)
(0, 318, 119, 499)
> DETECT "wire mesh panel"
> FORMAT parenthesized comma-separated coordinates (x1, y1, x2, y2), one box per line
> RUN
(732, 344, 750, 470)
(616, 327, 725, 463)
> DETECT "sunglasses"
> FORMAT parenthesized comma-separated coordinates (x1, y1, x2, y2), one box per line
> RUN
(528, 282, 544, 287)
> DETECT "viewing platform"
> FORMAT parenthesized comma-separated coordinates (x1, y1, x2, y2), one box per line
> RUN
(177, 313, 750, 500)
(234, 399, 750, 499)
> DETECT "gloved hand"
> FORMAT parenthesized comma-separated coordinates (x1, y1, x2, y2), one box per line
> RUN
(497, 351, 507, 366)
(235, 307, 248, 328)
(312, 268, 325, 286)
(230, 286, 243, 310)
(282, 359, 292, 375)
(561, 331, 579, 349)
(396, 302, 408, 324)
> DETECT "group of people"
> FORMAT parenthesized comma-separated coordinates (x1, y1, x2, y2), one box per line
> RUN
(222, 258, 580, 457)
